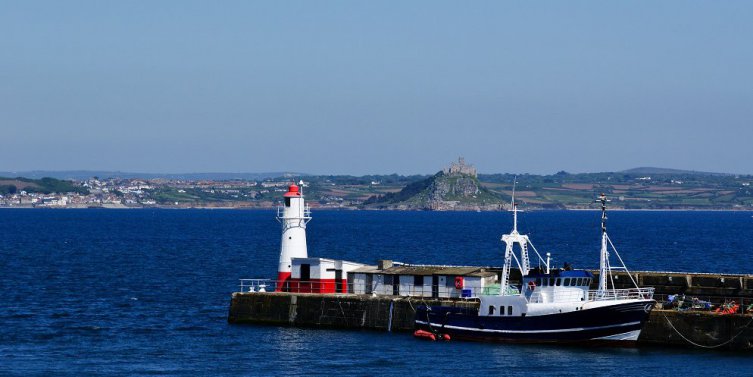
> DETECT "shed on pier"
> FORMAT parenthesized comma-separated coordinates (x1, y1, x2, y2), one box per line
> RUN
(349, 261, 498, 298)
(285, 257, 367, 294)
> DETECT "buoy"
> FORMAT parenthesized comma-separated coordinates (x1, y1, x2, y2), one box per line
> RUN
(440, 333, 451, 341)
(413, 329, 436, 341)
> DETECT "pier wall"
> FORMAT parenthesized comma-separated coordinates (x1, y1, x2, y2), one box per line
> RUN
(228, 292, 753, 351)
(228, 292, 476, 332)
(640, 310, 753, 350)
(229, 270, 753, 351)
(595, 271, 753, 300)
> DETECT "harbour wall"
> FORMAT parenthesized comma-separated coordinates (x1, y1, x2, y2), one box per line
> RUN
(594, 270, 753, 300)
(640, 310, 753, 350)
(228, 292, 753, 351)
(229, 270, 753, 351)
(228, 292, 476, 332)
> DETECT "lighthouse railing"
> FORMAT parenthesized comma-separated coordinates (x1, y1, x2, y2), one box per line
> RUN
(239, 279, 275, 293)
(276, 205, 312, 220)
(238, 279, 513, 298)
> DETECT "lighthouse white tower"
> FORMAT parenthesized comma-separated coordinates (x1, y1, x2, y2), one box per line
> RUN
(276, 181, 311, 291)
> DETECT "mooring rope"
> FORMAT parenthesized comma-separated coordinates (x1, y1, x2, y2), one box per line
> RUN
(387, 300, 394, 332)
(337, 299, 347, 320)
(406, 297, 416, 312)
(662, 312, 753, 349)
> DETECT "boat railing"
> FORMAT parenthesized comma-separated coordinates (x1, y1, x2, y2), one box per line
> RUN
(587, 287, 655, 301)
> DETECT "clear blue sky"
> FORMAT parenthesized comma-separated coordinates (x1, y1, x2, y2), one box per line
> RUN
(1, 1, 751, 175)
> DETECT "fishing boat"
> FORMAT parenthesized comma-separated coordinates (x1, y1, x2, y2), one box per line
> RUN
(415, 193, 655, 345)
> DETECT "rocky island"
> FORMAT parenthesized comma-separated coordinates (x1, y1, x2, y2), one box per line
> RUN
(363, 158, 504, 211)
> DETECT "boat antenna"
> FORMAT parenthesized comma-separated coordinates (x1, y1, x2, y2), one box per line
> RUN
(595, 193, 610, 295)
(597, 193, 608, 235)
(511, 177, 518, 233)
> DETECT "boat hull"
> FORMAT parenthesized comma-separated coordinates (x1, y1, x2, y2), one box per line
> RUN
(415, 300, 655, 345)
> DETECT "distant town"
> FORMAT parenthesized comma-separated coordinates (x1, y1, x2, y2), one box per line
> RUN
(0, 174, 388, 209)
(2, 159, 753, 210)
(0, 176, 313, 209)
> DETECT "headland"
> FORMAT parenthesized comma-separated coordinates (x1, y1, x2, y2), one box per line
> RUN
(2, 159, 752, 210)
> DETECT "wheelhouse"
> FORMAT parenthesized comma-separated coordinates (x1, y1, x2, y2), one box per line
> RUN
(524, 270, 594, 290)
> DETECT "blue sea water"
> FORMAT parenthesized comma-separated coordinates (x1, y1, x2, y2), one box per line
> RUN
(1, 209, 753, 376)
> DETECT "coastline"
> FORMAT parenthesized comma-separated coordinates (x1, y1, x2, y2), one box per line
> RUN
(1, 205, 751, 212)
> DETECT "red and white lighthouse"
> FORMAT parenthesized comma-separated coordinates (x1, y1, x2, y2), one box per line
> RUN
(276, 181, 311, 290)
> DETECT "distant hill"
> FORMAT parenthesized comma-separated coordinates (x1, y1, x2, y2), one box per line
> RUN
(0, 171, 307, 181)
(0, 177, 89, 195)
(619, 167, 733, 177)
(2, 163, 752, 210)
(364, 158, 503, 210)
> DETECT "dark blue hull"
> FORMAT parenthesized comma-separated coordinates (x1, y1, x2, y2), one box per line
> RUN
(415, 300, 655, 345)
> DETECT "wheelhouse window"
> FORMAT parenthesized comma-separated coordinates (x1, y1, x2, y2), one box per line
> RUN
(414, 275, 424, 286)
(507, 306, 513, 315)
(488, 306, 495, 315)
(556, 278, 561, 286)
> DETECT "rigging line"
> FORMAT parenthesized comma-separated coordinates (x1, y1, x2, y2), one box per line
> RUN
(527, 241, 549, 268)
(662, 312, 753, 349)
(607, 256, 616, 294)
(510, 250, 523, 273)
(607, 234, 640, 289)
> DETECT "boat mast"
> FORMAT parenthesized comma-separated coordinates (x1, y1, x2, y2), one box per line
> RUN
(596, 193, 609, 296)
(512, 182, 530, 274)
(500, 180, 531, 295)
(512, 183, 518, 233)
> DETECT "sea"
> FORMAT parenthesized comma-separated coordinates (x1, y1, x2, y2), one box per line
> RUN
(2, 209, 753, 376)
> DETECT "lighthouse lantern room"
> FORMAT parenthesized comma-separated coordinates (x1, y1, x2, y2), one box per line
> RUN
(276, 181, 311, 290)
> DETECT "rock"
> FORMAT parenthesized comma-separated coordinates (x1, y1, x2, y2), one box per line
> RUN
(363, 158, 503, 211)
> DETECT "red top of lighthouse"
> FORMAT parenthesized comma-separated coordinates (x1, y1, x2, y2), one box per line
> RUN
(283, 184, 301, 197)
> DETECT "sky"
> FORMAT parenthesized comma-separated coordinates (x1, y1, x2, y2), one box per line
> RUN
(1, 1, 752, 175)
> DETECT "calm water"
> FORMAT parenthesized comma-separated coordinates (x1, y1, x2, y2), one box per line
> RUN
(2, 209, 753, 376)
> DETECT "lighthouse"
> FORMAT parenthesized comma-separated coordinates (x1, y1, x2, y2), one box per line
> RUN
(276, 181, 311, 291)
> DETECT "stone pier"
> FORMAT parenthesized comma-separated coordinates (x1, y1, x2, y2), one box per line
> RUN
(229, 270, 753, 351)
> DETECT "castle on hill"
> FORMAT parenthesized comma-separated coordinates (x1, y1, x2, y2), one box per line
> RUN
(443, 157, 477, 178)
